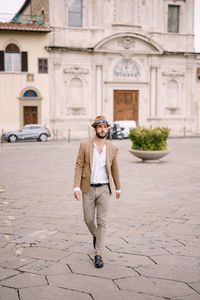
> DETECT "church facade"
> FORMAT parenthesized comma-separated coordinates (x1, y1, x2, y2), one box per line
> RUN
(46, 0, 197, 138)
(1, 0, 196, 138)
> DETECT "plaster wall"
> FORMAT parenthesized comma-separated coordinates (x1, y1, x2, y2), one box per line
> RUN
(0, 32, 50, 131)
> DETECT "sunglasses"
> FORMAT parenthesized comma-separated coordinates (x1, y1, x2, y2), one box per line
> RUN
(95, 120, 108, 125)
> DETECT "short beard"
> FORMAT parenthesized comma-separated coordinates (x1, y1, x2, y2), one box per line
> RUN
(96, 131, 107, 139)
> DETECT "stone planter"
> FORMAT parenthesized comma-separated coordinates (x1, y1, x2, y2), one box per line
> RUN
(129, 149, 170, 161)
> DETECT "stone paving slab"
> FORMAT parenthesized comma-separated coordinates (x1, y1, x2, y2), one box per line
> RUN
(59, 253, 92, 264)
(20, 247, 69, 262)
(0, 138, 200, 299)
(188, 282, 200, 293)
(68, 260, 138, 279)
(0, 286, 19, 300)
(103, 251, 155, 267)
(91, 290, 164, 300)
(1, 273, 47, 289)
(0, 257, 35, 269)
(0, 267, 19, 281)
(18, 260, 71, 276)
(173, 295, 200, 300)
(47, 273, 119, 294)
(137, 264, 200, 282)
(150, 254, 200, 270)
(114, 276, 195, 298)
(19, 286, 91, 300)
(164, 245, 200, 257)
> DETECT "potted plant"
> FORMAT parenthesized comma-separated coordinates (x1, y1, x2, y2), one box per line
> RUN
(128, 127, 170, 161)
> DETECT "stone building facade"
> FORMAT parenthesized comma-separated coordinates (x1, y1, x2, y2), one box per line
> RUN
(46, 0, 197, 138)
(0, 22, 50, 132)
(0, 0, 198, 138)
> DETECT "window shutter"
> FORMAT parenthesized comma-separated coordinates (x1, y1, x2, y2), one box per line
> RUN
(0, 51, 5, 71)
(38, 58, 48, 73)
(21, 51, 28, 72)
(44, 59, 48, 73)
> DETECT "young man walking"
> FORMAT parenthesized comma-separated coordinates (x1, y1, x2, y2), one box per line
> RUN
(73, 115, 121, 268)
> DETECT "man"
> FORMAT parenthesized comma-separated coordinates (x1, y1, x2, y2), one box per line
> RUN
(74, 115, 121, 268)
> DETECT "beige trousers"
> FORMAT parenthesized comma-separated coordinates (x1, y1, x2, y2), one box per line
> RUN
(82, 185, 111, 254)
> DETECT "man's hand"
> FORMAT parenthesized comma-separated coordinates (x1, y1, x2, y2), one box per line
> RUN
(116, 192, 121, 199)
(74, 191, 81, 201)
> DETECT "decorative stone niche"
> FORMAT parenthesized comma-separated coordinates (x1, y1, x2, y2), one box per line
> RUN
(63, 65, 89, 115)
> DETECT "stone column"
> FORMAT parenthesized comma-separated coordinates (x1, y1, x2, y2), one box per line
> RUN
(150, 65, 157, 118)
(50, 53, 61, 132)
(96, 65, 102, 116)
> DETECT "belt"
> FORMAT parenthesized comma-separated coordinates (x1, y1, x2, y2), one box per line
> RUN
(90, 183, 109, 187)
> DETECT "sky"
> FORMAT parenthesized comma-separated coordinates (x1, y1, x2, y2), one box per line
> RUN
(0, 0, 200, 51)
(0, 0, 25, 21)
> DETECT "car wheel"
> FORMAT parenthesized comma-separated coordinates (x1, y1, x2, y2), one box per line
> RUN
(8, 135, 17, 143)
(39, 134, 47, 142)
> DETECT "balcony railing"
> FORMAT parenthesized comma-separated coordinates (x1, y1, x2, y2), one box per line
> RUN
(11, 14, 44, 25)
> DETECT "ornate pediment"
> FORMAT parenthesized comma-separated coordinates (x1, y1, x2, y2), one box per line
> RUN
(94, 33, 163, 54)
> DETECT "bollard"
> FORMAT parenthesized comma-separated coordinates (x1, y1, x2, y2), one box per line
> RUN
(183, 127, 186, 137)
(68, 128, 71, 143)
(1, 129, 3, 146)
(109, 128, 112, 141)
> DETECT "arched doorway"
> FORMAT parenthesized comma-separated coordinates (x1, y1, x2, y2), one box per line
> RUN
(113, 59, 140, 124)
(18, 88, 42, 127)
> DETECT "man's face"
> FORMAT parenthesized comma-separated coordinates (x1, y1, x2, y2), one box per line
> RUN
(95, 124, 108, 139)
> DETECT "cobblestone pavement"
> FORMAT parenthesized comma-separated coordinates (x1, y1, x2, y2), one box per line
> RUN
(0, 138, 200, 300)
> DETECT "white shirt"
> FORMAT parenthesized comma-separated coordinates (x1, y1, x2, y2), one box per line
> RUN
(91, 143, 109, 184)
(74, 142, 121, 193)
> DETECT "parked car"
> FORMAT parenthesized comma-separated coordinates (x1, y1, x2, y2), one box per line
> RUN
(3, 124, 51, 143)
(113, 120, 137, 138)
(107, 123, 125, 140)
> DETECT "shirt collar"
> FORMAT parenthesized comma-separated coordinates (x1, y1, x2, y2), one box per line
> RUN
(94, 142, 106, 150)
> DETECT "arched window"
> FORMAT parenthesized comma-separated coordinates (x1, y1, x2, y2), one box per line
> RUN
(23, 90, 38, 97)
(5, 43, 20, 72)
(68, 0, 82, 27)
(114, 59, 140, 78)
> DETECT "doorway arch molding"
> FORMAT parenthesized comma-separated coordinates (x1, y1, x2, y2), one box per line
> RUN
(18, 87, 43, 127)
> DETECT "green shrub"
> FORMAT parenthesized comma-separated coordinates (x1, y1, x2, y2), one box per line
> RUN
(128, 127, 170, 151)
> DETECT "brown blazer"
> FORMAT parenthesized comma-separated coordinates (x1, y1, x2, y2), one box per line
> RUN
(74, 138, 121, 193)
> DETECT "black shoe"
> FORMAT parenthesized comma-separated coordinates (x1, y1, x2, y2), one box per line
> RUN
(93, 236, 96, 249)
(95, 255, 103, 268)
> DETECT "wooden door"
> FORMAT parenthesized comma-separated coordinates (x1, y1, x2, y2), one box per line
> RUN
(23, 106, 38, 125)
(114, 90, 138, 123)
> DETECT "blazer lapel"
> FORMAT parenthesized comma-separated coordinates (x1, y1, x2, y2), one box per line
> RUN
(105, 140, 110, 169)
(89, 138, 94, 170)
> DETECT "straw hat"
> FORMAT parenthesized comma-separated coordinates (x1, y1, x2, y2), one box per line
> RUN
(91, 115, 111, 128)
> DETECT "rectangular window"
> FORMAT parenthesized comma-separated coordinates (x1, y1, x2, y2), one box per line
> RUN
(68, 0, 82, 27)
(21, 51, 28, 72)
(38, 58, 48, 73)
(6, 53, 21, 72)
(0, 51, 5, 71)
(168, 5, 180, 33)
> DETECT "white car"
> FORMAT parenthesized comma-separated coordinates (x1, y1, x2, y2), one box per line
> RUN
(114, 120, 136, 138)
(3, 124, 51, 143)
